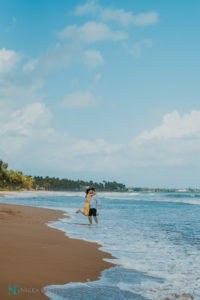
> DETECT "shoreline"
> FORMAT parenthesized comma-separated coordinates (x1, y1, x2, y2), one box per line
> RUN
(0, 191, 26, 197)
(0, 201, 115, 300)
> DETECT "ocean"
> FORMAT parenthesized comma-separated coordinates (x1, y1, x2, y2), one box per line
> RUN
(1, 191, 200, 300)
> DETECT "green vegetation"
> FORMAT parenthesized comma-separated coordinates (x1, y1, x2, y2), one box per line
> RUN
(34, 176, 127, 192)
(0, 160, 35, 191)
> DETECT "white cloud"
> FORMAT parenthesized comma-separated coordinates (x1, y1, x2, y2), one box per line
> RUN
(0, 74, 44, 113)
(0, 101, 124, 174)
(139, 110, 200, 140)
(73, 1, 159, 26)
(0, 102, 54, 158)
(34, 43, 80, 74)
(0, 102, 52, 136)
(0, 46, 54, 122)
(84, 49, 104, 67)
(94, 73, 102, 83)
(133, 11, 159, 26)
(101, 8, 134, 26)
(127, 110, 200, 168)
(60, 91, 102, 108)
(59, 22, 128, 43)
(130, 39, 153, 57)
(0, 57, 45, 128)
(0, 48, 20, 73)
(74, 0, 100, 16)
(23, 59, 38, 71)
(0, 42, 80, 122)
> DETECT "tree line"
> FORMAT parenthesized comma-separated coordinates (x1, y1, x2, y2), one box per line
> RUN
(34, 176, 127, 192)
(0, 159, 127, 191)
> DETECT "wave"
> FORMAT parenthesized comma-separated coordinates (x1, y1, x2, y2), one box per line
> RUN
(166, 192, 200, 198)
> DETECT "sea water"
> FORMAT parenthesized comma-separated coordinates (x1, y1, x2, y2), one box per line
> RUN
(1, 191, 200, 300)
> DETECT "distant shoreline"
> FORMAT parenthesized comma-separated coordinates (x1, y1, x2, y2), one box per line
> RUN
(0, 191, 26, 197)
(0, 189, 200, 199)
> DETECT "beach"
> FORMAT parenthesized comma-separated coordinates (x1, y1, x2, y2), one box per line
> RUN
(0, 197, 114, 300)
(1, 191, 200, 299)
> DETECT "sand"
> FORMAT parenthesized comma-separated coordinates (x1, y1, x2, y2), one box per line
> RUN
(0, 198, 114, 300)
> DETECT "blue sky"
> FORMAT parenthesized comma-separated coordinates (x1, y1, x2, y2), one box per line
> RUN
(0, 0, 200, 187)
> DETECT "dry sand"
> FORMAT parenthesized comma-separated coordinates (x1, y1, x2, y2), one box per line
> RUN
(0, 198, 114, 300)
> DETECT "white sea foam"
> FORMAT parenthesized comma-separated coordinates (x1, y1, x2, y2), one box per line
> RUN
(3, 190, 200, 205)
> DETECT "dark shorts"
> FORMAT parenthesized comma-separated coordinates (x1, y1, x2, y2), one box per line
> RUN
(89, 208, 97, 216)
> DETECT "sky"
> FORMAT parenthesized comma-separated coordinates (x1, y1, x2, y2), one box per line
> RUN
(0, 0, 200, 188)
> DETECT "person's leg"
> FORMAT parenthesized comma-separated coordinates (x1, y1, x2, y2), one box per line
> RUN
(93, 209, 98, 224)
(94, 216, 98, 224)
(76, 209, 85, 215)
(88, 208, 92, 224)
